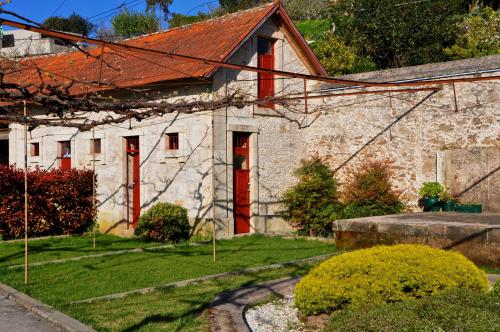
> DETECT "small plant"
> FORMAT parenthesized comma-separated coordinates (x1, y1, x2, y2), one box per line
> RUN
(342, 160, 405, 218)
(281, 156, 343, 237)
(418, 182, 445, 199)
(134, 202, 190, 243)
(492, 280, 500, 297)
(295, 244, 489, 315)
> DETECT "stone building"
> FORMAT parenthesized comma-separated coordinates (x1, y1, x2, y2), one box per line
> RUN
(0, 29, 74, 58)
(2, 2, 499, 238)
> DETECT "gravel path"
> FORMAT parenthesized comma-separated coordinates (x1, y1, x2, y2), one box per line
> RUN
(245, 295, 303, 332)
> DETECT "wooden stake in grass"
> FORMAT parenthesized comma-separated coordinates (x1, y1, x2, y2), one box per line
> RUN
(23, 100, 28, 284)
(92, 127, 96, 250)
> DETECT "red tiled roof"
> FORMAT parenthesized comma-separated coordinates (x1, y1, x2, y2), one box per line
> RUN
(2, 2, 325, 94)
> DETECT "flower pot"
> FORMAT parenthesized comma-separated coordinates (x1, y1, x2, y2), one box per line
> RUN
(442, 200, 456, 212)
(455, 204, 482, 213)
(423, 198, 441, 212)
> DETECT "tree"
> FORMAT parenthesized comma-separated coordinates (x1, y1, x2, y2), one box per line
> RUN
(168, 12, 210, 29)
(445, 6, 500, 60)
(112, 10, 159, 39)
(42, 13, 94, 36)
(145, 0, 173, 19)
(218, 0, 264, 12)
(331, 0, 469, 69)
(282, 0, 329, 20)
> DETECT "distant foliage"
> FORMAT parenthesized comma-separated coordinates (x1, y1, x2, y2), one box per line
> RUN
(282, 157, 343, 237)
(218, 0, 264, 12)
(134, 202, 191, 243)
(112, 10, 159, 38)
(342, 160, 405, 218)
(43, 13, 94, 36)
(295, 19, 332, 41)
(282, 0, 330, 20)
(0, 165, 96, 240)
(331, 0, 469, 69)
(295, 244, 489, 315)
(445, 6, 500, 59)
(168, 12, 210, 28)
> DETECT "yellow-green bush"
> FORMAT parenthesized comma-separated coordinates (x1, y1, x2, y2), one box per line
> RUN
(295, 244, 489, 315)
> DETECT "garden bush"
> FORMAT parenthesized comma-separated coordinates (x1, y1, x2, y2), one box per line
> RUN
(325, 288, 500, 332)
(294, 244, 489, 315)
(281, 157, 343, 237)
(134, 202, 190, 243)
(0, 165, 96, 240)
(342, 160, 405, 219)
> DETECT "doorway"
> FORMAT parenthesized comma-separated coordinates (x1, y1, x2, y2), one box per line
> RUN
(126, 136, 140, 228)
(233, 132, 251, 234)
(59, 141, 71, 170)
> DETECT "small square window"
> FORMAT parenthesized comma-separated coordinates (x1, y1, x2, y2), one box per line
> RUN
(59, 141, 71, 157)
(30, 143, 40, 157)
(90, 138, 101, 154)
(166, 133, 179, 150)
(2, 34, 15, 48)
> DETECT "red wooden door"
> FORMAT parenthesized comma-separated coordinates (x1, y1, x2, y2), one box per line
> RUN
(126, 137, 140, 228)
(233, 132, 251, 234)
(258, 38, 275, 108)
(59, 141, 71, 170)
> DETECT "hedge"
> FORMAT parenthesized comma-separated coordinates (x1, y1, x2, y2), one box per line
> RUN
(325, 288, 500, 332)
(295, 244, 489, 315)
(0, 165, 96, 240)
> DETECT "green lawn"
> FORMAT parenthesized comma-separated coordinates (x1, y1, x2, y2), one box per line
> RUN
(67, 264, 313, 332)
(0, 235, 336, 310)
(0, 234, 165, 268)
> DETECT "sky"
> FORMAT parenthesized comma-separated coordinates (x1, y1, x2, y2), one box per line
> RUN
(1, 0, 219, 30)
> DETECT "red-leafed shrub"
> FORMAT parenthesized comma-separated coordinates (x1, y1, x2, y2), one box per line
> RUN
(0, 165, 96, 240)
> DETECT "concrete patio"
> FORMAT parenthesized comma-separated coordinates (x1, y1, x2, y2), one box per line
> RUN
(332, 212, 500, 267)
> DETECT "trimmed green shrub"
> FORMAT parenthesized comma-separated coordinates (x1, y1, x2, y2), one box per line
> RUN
(326, 288, 500, 332)
(281, 157, 343, 237)
(295, 244, 489, 315)
(342, 160, 405, 218)
(134, 202, 190, 243)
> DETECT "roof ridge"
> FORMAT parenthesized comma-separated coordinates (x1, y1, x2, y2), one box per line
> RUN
(123, 2, 276, 42)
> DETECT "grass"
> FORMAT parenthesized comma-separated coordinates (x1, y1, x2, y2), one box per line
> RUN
(0, 235, 336, 307)
(481, 265, 500, 274)
(67, 264, 313, 332)
(0, 234, 165, 268)
(325, 289, 500, 332)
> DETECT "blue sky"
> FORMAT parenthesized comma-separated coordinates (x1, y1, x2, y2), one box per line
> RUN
(2, 0, 219, 29)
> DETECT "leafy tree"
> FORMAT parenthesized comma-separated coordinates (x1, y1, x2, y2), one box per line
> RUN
(218, 0, 264, 12)
(282, 0, 329, 20)
(331, 0, 469, 69)
(112, 10, 159, 39)
(168, 12, 210, 28)
(445, 6, 500, 60)
(42, 13, 94, 36)
(145, 0, 174, 19)
(296, 19, 332, 41)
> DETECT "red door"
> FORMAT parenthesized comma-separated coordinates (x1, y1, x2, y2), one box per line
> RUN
(59, 141, 71, 170)
(126, 137, 140, 228)
(258, 38, 275, 108)
(233, 132, 251, 234)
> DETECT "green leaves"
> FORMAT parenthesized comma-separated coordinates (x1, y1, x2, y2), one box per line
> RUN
(112, 10, 159, 39)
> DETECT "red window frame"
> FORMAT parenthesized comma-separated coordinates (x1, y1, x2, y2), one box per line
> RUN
(91, 138, 101, 154)
(30, 142, 40, 157)
(166, 133, 179, 150)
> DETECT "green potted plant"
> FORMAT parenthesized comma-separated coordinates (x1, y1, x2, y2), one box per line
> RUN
(455, 201, 482, 213)
(418, 182, 444, 212)
(439, 191, 457, 212)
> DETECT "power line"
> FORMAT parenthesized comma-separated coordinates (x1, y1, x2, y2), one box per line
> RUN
(50, 0, 67, 17)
